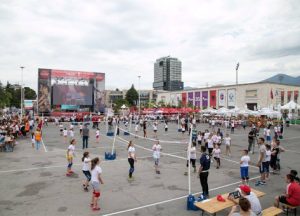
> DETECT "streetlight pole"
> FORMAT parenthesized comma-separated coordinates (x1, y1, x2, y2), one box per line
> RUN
(235, 62, 239, 108)
(20, 66, 25, 119)
(138, 75, 141, 116)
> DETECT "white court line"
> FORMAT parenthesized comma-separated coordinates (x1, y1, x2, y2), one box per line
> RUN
(117, 136, 186, 160)
(0, 155, 154, 174)
(221, 157, 258, 169)
(102, 175, 261, 216)
(41, 139, 48, 152)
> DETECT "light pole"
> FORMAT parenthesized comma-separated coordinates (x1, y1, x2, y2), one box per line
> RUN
(235, 62, 239, 108)
(20, 66, 25, 119)
(138, 75, 141, 116)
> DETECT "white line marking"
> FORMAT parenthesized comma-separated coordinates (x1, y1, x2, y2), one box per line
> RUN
(41, 139, 48, 152)
(117, 136, 186, 160)
(0, 155, 154, 174)
(102, 175, 261, 216)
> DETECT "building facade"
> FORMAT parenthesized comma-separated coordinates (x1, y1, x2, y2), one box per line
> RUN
(153, 56, 184, 91)
(104, 90, 160, 107)
(156, 82, 300, 110)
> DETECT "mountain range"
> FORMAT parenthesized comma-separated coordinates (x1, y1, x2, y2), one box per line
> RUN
(262, 74, 300, 86)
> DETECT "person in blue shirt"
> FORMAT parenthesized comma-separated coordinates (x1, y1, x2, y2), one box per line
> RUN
(198, 146, 211, 197)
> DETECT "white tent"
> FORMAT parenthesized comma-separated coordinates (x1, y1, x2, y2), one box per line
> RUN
(216, 107, 229, 115)
(280, 101, 300, 110)
(201, 107, 217, 114)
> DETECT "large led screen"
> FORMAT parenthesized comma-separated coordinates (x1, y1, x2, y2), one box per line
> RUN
(52, 85, 93, 105)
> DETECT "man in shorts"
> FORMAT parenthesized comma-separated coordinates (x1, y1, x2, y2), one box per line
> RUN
(256, 137, 268, 186)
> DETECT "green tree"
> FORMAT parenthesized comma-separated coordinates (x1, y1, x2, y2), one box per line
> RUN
(24, 87, 37, 100)
(113, 98, 130, 114)
(0, 82, 12, 108)
(125, 84, 138, 106)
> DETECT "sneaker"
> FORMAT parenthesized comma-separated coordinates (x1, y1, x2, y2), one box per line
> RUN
(92, 207, 100, 211)
(128, 176, 134, 181)
(260, 181, 266, 185)
(156, 170, 161, 174)
(255, 181, 261, 186)
(184, 172, 188, 176)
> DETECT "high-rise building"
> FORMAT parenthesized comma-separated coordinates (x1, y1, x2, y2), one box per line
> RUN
(153, 56, 184, 91)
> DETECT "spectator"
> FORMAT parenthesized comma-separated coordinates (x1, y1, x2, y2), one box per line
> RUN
(229, 185, 262, 215)
(82, 124, 89, 149)
(274, 174, 300, 207)
(228, 197, 256, 216)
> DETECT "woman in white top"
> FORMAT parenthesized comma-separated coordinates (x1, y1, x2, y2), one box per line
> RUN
(63, 128, 68, 143)
(212, 144, 221, 169)
(224, 134, 232, 156)
(66, 139, 76, 176)
(69, 128, 74, 140)
(90, 157, 104, 211)
(127, 141, 137, 180)
(152, 141, 162, 174)
(134, 124, 139, 138)
(187, 142, 197, 173)
(82, 152, 91, 191)
(96, 128, 100, 143)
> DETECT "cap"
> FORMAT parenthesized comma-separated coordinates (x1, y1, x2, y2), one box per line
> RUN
(239, 185, 251, 194)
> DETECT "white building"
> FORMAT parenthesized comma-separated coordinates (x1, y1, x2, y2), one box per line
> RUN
(156, 82, 300, 110)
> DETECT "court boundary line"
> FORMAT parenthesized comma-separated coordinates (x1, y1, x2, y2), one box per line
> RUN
(41, 138, 48, 152)
(102, 175, 261, 216)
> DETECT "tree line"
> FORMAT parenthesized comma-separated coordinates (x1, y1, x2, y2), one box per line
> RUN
(0, 81, 37, 109)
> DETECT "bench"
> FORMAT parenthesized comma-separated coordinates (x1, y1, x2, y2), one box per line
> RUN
(262, 207, 283, 216)
(281, 203, 298, 216)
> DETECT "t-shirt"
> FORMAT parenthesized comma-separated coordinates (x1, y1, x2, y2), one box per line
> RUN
(265, 150, 271, 162)
(224, 137, 231, 145)
(231, 212, 256, 216)
(135, 125, 139, 131)
(63, 130, 68, 136)
(91, 165, 102, 183)
(259, 144, 266, 162)
(204, 132, 210, 140)
(245, 192, 262, 215)
(190, 146, 196, 159)
(200, 153, 210, 171)
(82, 127, 89, 136)
(152, 144, 161, 159)
(69, 130, 74, 137)
(213, 148, 221, 158)
(128, 146, 135, 158)
(68, 145, 75, 157)
(153, 125, 157, 131)
(207, 139, 214, 148)
(241, 155, 250, 167)
(96, 130, 100, 136)
(82, 157, 91, 171)
(266, 129, 271, 136)
(286, 182, 300, 206)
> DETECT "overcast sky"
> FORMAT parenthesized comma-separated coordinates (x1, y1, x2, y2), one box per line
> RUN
(0, 0, 300, 91)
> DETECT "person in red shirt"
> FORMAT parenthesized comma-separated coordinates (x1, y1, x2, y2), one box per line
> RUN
(274, 174, 300, 207)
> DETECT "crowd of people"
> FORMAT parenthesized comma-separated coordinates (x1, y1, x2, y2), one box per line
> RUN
(2, 112, 299, 214)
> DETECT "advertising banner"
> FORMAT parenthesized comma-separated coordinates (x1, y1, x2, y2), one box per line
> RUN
(194, 91, 201, 108)
(209, 90, 216, 108)
(202, 91, 208, 108)
(281, 91, 285, 105)
(218, 89, 226, 107)
(188, 92, 194, 106)
(227, 89, 236, 107)
(182, 92, 187, 107)
(38, 69, 51, 114)
(288, 91, 292, 102)
(294, 90, 299, 103)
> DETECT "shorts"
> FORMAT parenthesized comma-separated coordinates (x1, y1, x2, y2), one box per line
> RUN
(259, 162, 269, 174)
(154, 157, 159, 166)
(264, 161, 270, 173)
(266, 136, 271, 142)
(240, 167, 249, 179)
(279, 196, 291, 205)
(96, 135, 99, 139)
(92, 181, 100, 191)
(60, 129, 63, 132)
(82, 170, 91, 181)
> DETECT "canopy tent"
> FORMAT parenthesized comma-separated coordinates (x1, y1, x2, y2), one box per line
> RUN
(216, 107, 229, 115)
(280, 101, 300, 110)
(200, 107, 217, 114)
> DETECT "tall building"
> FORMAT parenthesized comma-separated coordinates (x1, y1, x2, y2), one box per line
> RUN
(153, 56, 184, 91)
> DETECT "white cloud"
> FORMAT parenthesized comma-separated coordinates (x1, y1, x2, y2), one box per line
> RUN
(0, 0, 299, 91)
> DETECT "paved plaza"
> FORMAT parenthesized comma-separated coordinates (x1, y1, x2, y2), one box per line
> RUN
(0, 122, 299, 216)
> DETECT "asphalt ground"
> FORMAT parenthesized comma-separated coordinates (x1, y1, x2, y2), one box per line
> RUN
(0, 121, 299, 216)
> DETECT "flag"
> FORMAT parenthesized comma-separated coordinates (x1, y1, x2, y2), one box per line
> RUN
(270, 89, 274, 99)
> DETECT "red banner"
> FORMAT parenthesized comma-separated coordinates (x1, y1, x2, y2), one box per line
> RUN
(210, 90, 216, 108)
(294, 90, 298, 102)
(51, 69, 104, 81)
(288, 91, 292, 102)
(182, 92, 187, 107)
